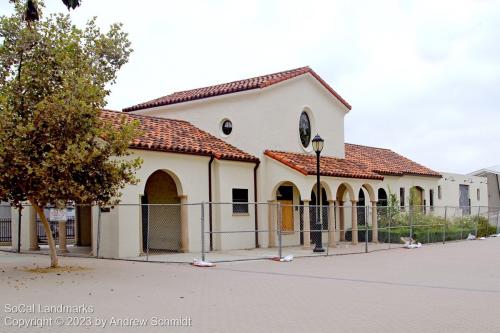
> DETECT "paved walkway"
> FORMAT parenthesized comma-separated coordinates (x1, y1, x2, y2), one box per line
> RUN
(138, 241, 403, 262)
(1, 238, 499, 332)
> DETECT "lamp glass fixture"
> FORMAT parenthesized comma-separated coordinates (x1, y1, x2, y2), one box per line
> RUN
(311, 134, 324, 153)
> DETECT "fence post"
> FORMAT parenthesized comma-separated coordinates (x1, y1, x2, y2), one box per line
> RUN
(497, 208, 500, 234)
(146, 204, 150, 262)
(388, 206, 392, 249)
(17, 206, 22, 253)
(365, 206, 368, 253)
(277, 202, 282, 260)
(409, 206, 413, 240)
(96, 206, 101, 258)
(325, 204, 329, 256)
(460, 208, 464, 240)
(443, 206, 447, 244)
(201, 202, 205, 262)
(475, 206, 480, 237)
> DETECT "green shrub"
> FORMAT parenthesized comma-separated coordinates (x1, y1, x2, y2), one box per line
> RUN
(345, 212, 497, 244)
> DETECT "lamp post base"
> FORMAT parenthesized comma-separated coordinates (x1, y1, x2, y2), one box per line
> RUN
(313, 246, 325, 253)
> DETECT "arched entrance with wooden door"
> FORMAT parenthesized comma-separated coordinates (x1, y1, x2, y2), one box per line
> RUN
(272, 181, 302, 247)
(410, 186, 424, 207)
(409, 186, 425, 215)
(335, 183, 356, 244)
(142, 170, 182, 253)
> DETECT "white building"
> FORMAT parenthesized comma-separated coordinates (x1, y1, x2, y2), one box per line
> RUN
(437, 172, 488, 208)
(11, 67, 490, 258)
(469, 166, 500, 208)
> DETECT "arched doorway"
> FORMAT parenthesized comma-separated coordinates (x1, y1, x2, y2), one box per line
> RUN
(272, 182, 302, 248)
(377, 188, 388, 207)
(336, 183, 356, 244)
(142, 170, 181, 252)
(275, 183, 296, 236)
(357, 189, 366, 226)
(410, 186, 424, 207)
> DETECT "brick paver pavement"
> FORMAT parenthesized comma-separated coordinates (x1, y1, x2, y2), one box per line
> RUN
(1, 238, 499, 332)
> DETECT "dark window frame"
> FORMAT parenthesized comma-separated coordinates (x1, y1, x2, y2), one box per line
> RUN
(232, 188, 249, 214)
(400, 187, 405, 208)
(222, 119, 233, 135)
(299, 111, 311, 148)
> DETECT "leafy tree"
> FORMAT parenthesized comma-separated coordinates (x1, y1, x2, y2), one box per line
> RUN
(0, 2, 142, 267)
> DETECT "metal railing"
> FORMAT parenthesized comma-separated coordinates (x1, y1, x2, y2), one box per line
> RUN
(36, 218, 75, 244)
(106, 203, 500, 263)
(0, 218, 12, 243)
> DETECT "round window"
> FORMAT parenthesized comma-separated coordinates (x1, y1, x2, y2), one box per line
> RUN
(222, 119, 232, 135)
(299, 111, 311, 148)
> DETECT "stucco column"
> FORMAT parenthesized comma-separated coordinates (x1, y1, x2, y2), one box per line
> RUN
(302, 200, 311, 248)
(58, 221, 68, 253)
(339, 201, 345, 241)
(328, 200, 336, 248)
(11, 205, 39, 252)
(351, 200, 358, 245)
(267, 200, 276, 248)
(179, 195, 189, 252)
(371, 201, 378, 243)
(74, 210, 79, 246)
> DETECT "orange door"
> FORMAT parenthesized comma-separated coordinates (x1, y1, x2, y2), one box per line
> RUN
(281, 200, 294, 232)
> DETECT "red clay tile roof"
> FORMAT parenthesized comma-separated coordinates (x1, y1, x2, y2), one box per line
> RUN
(100, 110, 258, 163)
(264, 150, 384, 180)
(122, 66, 351, 112)
(265, 145, 441, 180)
(345, 143, 441, 178)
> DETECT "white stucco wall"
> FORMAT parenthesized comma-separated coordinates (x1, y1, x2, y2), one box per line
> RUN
(381, 175, 441, 207)
(103, 71, 494, 254)
(98, 150, 210, 258)
(211, 159, 256, 250)
(260, 155, 385, 248)
(484, 173, 500, 208)
(130, 73, 349, 159)
(437, 172, 488, 208)
(96, 149, 259, 258)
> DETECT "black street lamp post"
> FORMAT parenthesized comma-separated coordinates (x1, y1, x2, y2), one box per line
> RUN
(312, 134, 325, 253)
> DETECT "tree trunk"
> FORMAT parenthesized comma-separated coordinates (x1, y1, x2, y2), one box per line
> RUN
(30, 200, 59, 268)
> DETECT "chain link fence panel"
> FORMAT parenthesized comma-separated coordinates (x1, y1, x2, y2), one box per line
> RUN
(2, 201, 499, 263)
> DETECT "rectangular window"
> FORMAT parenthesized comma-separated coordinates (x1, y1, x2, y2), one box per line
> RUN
(400, 187, 405, 208)
(429, 189, 434, 210)
(232, 188, 249, 214)
(477, 188, 480, 201)
(438, 185, 442, 200)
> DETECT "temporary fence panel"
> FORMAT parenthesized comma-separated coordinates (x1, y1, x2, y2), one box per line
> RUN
(203, 202, 277, 263)
(7, 202, 500, 263)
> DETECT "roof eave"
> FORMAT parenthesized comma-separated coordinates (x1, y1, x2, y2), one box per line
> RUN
(122, 66, 352, 112)
(130, 145, 258, 164)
